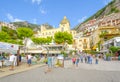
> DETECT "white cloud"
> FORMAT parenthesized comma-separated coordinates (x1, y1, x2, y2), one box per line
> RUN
(33, 18, 37, 24)
(103, 0, 112, 5)
(40, 7, 47, 14)
(7, 13, 14, 21)
(32, 0, 42, 5)
(6, 13, 23, 22)
(78, 16, 87, 23)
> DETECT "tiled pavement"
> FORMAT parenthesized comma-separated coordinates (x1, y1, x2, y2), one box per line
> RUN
(1, 59, 120, 78)
(1, 60, 120, 82)
(0, 63, 46, 78)
(64, 59, 120, 71)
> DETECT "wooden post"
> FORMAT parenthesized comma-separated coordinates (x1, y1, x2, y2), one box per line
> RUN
(17, 46, 20, 66)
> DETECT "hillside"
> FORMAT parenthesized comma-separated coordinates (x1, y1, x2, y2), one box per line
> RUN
(11, 21, 53, 32)
(11, 21, 40, 31)
(74, 0, 120, 30)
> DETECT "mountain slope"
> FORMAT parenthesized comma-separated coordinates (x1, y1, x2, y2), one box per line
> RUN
(11, 21, 53, 32)
(74, 0, 120, 30)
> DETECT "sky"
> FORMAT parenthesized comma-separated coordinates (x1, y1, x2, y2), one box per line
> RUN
(0, 0, 112, 28)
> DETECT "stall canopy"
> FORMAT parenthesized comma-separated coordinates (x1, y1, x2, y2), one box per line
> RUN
(0, 42, 19, 54)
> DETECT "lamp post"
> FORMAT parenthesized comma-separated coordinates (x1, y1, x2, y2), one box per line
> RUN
(17, 46, 20, 66)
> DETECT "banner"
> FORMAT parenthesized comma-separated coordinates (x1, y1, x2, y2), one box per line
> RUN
(0, 42, 19, 51)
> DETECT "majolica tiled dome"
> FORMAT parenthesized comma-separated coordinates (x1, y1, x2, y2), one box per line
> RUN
(60, 16, 70, 24)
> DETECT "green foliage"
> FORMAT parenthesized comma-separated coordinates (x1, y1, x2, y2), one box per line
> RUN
(82, 0, 117, 23)
(1, 26, 33, 45)
(97, 41, 101, 51)
(6, 39, 23, 45)
(17, 27, 33, 39)
(106, 53, 112, 58)
(31, 37, 52, 45)
(99, 31, 109, 41)
(107, 6, 120, 15)
(32, 37, 41, 45)
(46, 37, 52, 44)
(0, 31, 10, 41)
(12, 22, 40, 30)
(21, 53, 25, 57)
(54, 32, 64, 44)
(109, 46, 120, 54)
(89, 50, 99, 55)
(54, 32, 73, 44)
(99, 31, 108, 38)
(61, 51, 67, 57)
(2, 26, 18, 39)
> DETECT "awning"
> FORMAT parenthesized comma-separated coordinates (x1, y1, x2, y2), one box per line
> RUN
(115, 39, 120, 42)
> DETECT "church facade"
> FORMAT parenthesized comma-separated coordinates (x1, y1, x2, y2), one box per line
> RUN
(36, 16, 77, 38)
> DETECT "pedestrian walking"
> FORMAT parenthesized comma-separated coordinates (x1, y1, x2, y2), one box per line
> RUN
(84, 55, 87, 63)
(9, 53, 15, 70)
(89, 55, 93, 64)
(72, 57, 76, 66)
(51, 54, 55, 68)
(27, 54, 32, 67)
(75, 56, 79, 67)
(95, 56, 99, 64)
(14, 54, 17, 66)
(80, 55, 83, 63)
(45, 56, 52, 73)
(87, 55, 90, 64)
(19, 54, 22, 65)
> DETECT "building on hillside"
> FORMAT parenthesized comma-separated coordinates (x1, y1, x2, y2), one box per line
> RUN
(77, 13, 120, 37)
(77, 13, 120, 51)
(0, 21, 16, 30)
(78, 18, 102, 37)
(99, 13, 120, 27)
(73, 36, 90, 51)
(90, 26, 120, 51)
(36, 16, 76, 38)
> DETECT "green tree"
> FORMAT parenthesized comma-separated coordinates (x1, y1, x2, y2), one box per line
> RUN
(0, 31, 10, 42)
(2, 26, 18, 39)
(7, 39, 23, 45)
(17, 27, 34, 55)
(99, 31, 108, 38)
(109, 46, 120, 54)
(17, 27, 33, 39)
(32, 37, 52, 45)
(32, 37, 41, 45)
(54, 32, 73, 44)
(46, 37, 52, 44)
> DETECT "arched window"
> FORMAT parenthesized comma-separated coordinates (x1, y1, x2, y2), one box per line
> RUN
(61, 27, 64, 32)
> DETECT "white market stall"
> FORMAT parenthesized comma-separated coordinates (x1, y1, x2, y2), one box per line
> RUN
(0, 42, 19, 54)
(0, 42, 19, 67)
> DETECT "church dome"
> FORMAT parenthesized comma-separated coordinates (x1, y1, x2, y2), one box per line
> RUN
(60, 16, 70, 24)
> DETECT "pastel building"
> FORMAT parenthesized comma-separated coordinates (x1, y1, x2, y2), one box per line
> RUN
(73, 36, 90, 51)
(36, 16, 76, 38)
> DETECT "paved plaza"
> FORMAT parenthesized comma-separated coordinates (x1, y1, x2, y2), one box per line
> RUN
(64, 59, 120, 71)
(0, 60, 120, 82)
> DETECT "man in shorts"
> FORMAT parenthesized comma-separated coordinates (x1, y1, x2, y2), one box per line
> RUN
(9, 53, 15, 70)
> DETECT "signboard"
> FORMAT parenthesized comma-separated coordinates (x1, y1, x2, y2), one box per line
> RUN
(0, 42, 19, 51)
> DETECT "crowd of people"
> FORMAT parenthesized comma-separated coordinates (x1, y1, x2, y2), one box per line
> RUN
(0, 52, 101, 72)
(71, 53, 100, 68)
